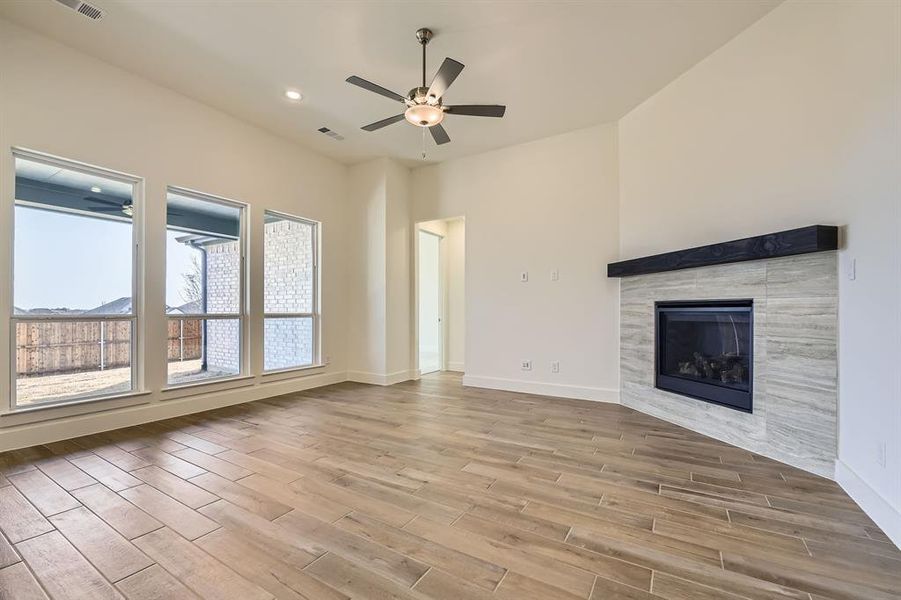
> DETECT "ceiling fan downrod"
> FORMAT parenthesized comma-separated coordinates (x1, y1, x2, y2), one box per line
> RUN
(416, 28, 433, 88)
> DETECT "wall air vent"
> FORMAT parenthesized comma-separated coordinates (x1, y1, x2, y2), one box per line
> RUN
(53, 0, 106, 20)
(317, 127, 345, 141)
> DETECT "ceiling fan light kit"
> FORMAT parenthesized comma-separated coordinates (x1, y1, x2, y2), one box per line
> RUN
(346, 27, 506, 148)
(405, 103, 444, 127)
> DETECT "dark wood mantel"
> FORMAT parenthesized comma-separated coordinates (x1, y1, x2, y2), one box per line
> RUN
(607, 225, 839, 278)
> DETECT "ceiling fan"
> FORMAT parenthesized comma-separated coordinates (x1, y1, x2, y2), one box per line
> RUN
(83, 196, 135, 217)
(346, 28, 506, 146)
(85, 197, 184, 218)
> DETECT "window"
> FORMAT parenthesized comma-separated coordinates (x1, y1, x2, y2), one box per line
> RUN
(12, 152, 140, 409)
(263, 211, 319, 371)
(166, 188, 245, 385)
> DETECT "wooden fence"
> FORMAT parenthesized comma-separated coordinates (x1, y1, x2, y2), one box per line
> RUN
(15, 319, 202, 376)
(167, 319, 203, 363)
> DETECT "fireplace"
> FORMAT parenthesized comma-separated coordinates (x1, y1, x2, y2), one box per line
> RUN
(655, 300, 753, 412)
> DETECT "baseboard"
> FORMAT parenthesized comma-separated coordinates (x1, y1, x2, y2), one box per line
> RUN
(0, 370, 348, 453)
(347, 370, 417, 386)
(835, 459, 901, 549)
(462, 375, 620, 403)
(446, 362, 465, 372)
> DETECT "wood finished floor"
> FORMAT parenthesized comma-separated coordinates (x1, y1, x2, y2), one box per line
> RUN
(0, 372, 898, 600)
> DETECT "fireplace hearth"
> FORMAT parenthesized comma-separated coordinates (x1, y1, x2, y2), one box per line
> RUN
(655, 300, 753, 412)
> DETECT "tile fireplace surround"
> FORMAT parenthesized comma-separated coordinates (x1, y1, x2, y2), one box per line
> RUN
(620, 252, 838, 477)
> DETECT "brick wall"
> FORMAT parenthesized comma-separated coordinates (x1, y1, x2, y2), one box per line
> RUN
(263, 219, 314, 369)
(204, 219, 314, 372)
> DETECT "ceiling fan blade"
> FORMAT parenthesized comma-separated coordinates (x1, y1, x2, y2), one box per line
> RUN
(346, 76, 406, 103)
(427, 58, 464, 100)
(429, 123, 450, 145)
(444, 105, 506, 118)
(361, 114, 406, 132)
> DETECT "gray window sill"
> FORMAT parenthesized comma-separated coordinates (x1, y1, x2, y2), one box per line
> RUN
(261, 363, 327, 379)
(1, 390, 152, 427)
(160, 374, 256, 397)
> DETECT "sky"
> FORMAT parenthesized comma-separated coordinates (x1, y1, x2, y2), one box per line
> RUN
(14, 206, 199, 311)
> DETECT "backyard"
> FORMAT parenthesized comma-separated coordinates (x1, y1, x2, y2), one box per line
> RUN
(15, 359, 233, 406)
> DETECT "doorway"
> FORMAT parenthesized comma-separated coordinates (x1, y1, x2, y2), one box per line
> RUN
(416, 217, 465, 376)
(418, 229, 442, 374)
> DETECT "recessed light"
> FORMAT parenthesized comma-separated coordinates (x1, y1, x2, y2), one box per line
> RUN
(285, 89, 302, 101)
(90, 186, 102, 193)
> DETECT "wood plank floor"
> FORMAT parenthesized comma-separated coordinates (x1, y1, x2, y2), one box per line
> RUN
(0, 372, 898, 600)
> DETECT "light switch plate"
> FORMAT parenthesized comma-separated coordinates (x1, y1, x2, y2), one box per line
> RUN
(520, 271, 529, 282)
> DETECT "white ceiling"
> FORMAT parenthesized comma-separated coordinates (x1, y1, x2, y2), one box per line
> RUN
(0, 0, 781, 165)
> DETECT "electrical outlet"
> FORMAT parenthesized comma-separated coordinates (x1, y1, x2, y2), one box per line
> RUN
(551, 361, 560, 373)
(551, 269, 559, 282)
(325, 355, 331, 364)
(877, 440, 887, 468)
(521, 360, 532, 371)
(520, 271, 529, 283)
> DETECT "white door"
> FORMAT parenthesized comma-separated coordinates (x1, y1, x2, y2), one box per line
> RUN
(418, 230, 442, 374)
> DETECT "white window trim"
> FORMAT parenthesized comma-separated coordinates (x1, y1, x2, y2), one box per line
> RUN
(7, 148, 144, 414)
(262, 210, 321, 372)
(162, 186, 248, 390)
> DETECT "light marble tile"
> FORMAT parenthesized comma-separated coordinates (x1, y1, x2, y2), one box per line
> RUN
(766, 252, 838, 298)
(620, 253, 837, 478)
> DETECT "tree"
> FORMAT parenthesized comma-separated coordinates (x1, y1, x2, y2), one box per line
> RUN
(181, 253, 203, 304)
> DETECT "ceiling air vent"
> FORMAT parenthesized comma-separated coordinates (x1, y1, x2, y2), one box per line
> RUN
(54, 0, 106, 20)
(317, 127, 345, 141)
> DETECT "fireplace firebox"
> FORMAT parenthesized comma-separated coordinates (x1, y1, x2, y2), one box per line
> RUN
(655, 300, 753, 412)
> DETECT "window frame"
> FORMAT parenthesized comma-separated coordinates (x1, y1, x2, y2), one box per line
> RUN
(262, 209, 321, 373)
(8, 148, 144, 412)
(163, 185, 248, 389)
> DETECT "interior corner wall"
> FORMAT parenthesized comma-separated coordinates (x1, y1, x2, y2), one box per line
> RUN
(346, 157, 415, 385)
(410, 124, 621, 402)
(347, 159, 388, 378)
(617, 0, 901, 544)
(385, 160, 413, 379)
(0, 17, 351, 450)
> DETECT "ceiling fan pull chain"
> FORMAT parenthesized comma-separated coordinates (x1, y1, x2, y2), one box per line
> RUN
(422, 127, 427, 160)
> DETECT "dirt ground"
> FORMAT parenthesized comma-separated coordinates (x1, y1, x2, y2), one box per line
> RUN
(16, 360, 232, 406)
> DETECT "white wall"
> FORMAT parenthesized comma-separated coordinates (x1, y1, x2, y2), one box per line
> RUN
(346, 158, 415, 384)
(618, 0, 901, 543)
(0, 18, 350, 449)
(347, 159, 388, 378)
(445, 219, 466, 371)
(412, 124, 621, 401)
(385, 160, 412, 378)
